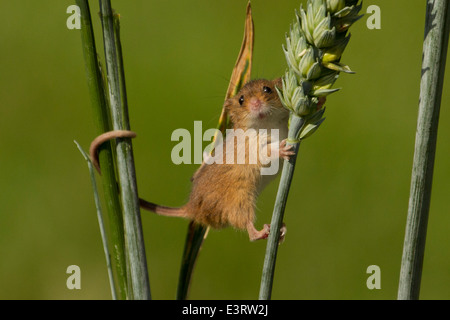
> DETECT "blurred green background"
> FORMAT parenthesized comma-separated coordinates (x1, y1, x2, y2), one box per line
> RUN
(0, 0, 449, 300)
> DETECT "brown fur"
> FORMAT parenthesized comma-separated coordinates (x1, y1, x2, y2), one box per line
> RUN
(138, 78, 290, 240)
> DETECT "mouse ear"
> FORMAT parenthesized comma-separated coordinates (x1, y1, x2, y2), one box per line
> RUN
(223, 98, 234, 111)
(273, 77, 283, 89)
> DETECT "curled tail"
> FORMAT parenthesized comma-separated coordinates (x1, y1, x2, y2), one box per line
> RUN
(139, 198, 188, 218)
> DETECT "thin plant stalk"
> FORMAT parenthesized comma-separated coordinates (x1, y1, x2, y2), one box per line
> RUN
(176, 1, 254, 300)
(259, 0, 362, 299)
(75, 141, 117, 300)
(177, 222, 208, 300)
(76, 0, 127, 299)
(99, 0, 151, 300)
(259, 115, 305, 300)
(113, 14, 130, 127)
(398, 0, 450, 300)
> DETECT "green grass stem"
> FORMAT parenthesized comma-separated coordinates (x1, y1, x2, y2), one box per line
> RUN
(76, 0, 127, 299)
(259, 114, 305, 300)
(99, 0, 151, 300)
(398, 0, 450, 300)
(259, 0, 361, 299)
(75, 141, 117, 300)
(177, 222, 208, 300)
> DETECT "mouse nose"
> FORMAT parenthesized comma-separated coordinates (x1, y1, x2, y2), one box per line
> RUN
(249, 97, 262, 111)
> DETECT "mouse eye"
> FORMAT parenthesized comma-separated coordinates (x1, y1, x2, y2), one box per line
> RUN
(239, 95, 244, 105)
(263, 86, 272, 94)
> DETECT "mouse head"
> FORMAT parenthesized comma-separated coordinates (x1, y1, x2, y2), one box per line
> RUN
(224, 78, 288, 129)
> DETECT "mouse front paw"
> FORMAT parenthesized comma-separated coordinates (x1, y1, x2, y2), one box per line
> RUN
(279, 139, 295, 161)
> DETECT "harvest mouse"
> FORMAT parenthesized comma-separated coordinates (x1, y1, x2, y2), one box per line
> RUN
(90, 78, 294, 241)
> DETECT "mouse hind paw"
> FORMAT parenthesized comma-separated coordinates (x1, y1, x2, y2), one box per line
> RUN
(247, 222, 287, 243)
(247, 223, 270, 241)
(279, 223, 287, 244)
